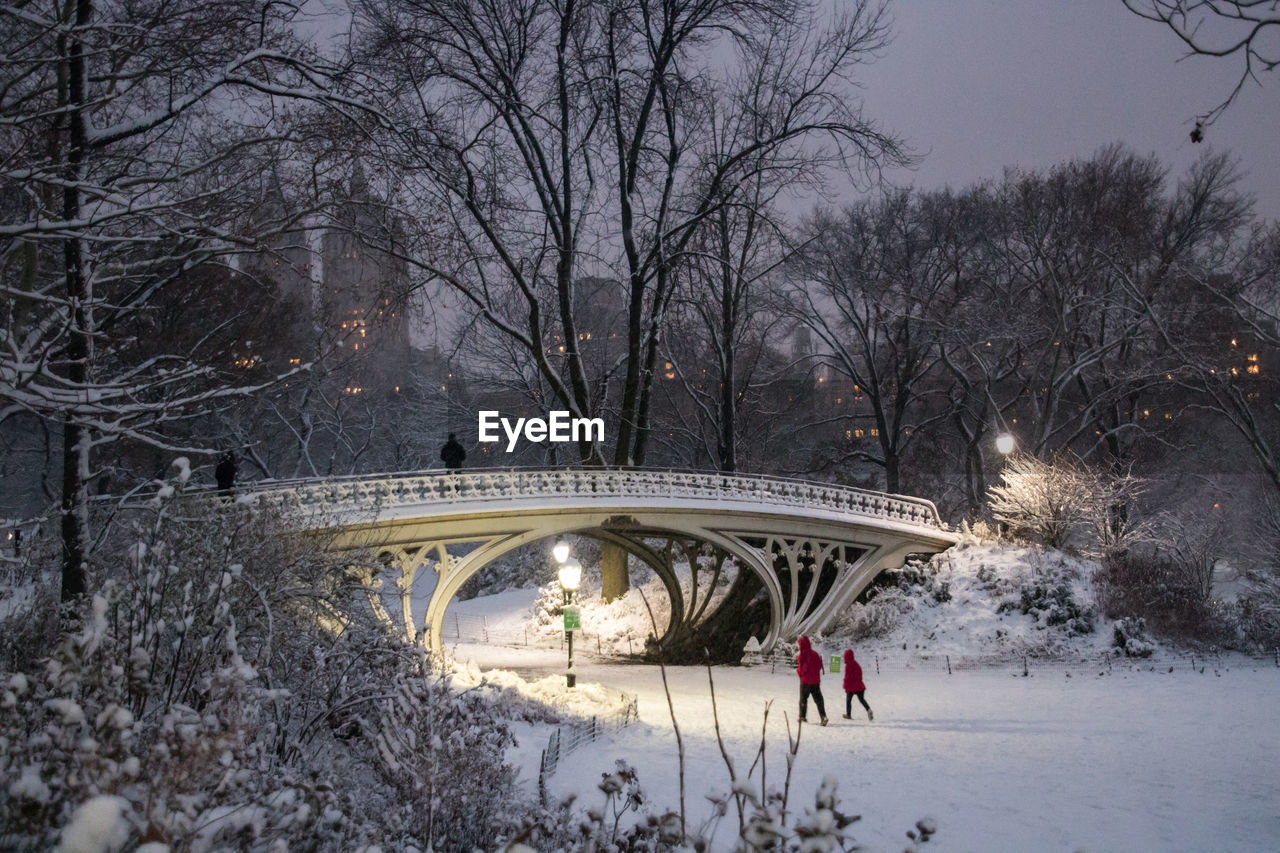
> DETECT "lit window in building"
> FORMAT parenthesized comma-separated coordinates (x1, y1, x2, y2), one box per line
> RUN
(869, 428, 879, 437)
(1248, 365, 1260, 375)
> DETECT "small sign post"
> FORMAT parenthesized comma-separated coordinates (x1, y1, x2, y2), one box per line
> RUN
(563, 605, 581, 631)
(829, 654, 841, 674)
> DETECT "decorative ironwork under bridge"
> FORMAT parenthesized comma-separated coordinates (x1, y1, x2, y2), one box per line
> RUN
(245, 468, 958, 656)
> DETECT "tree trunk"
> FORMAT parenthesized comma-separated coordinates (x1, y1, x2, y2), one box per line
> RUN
(59, 0, 92, 603)
(600, 545, 629, 602)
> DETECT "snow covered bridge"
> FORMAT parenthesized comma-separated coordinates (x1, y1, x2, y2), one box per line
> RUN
(249, 468, 957, 655)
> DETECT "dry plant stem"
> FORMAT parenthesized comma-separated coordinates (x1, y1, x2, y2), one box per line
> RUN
(638, 587, 686, 840)
(747, 700, 772, 805)
(706, 663, 746, 836)
(782, 712, 802, 824)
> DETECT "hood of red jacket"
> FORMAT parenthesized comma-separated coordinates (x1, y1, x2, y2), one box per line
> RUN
(798, 636, 812, 653)
(843, 649, 855, 665)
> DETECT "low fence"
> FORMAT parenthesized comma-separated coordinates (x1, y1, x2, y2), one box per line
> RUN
(443, 611, 1280, 676)
(747, 647, 1280, 676)
(537, 691, 640, 804)
(442, 611, 644, 659)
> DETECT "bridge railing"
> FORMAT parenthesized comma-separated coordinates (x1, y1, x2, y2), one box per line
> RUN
(207, 467, 948, 531)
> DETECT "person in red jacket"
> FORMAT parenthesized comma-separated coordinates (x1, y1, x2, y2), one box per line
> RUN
(841, 648, 874, 721)
(795, 636, 828, 726)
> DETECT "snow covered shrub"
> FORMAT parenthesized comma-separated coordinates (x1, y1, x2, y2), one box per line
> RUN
(989, 454, 1147, 555)
(1098, 528, 1232, 643)
(988, 454, 1094, 549)
(371, 666, 522, 849)
(1235, 503, 1280, 648)
(0, 580, 59, 674)
(1112, 616, 1155, 657)
(833, 560, 947, 642)
(1009, 576, 1094, 636)
(833, 598, 902, 641)
(457, 542, 557, 600)
(0, 499, 535, 851)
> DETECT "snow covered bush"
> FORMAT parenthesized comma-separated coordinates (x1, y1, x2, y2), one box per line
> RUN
(1112, 616, 1156, 657)
(527, 571, 675, 657)
(988, 454, 1147, 555)
(988, 454, 1094, 549)
(0, 498, 533, 851)
(827, 544, 1111, 657)
(1097, 529, 1236, 644)
(457, 542, 557, 600)
(371, 668, 522, 847)
(1006, 575, 1095, 636)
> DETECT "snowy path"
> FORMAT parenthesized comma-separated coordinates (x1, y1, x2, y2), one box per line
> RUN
(457, 644, 1280, 852)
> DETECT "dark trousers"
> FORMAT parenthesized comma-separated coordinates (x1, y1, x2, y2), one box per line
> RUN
(846, 690, 871, 715)
(799, 683, 826, 720)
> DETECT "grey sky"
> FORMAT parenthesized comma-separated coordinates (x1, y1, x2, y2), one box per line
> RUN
(854, 0, 1279, 219)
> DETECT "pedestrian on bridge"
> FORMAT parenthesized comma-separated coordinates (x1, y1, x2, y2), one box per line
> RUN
(215, 452, 237, 498)
(841, 648, 874, 721)
(440, 433, 466, 470)
(796, 636, 829, 726)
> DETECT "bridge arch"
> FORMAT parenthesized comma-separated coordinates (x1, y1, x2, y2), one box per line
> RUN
(410, 516, 791, 654)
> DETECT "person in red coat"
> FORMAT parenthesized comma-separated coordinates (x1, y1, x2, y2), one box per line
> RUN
(842, 648, 874, 721)
(795, 636, 828, 726)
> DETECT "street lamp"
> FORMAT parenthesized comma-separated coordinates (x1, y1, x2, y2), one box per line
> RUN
(557, 556, 582, 688)
(996, 432, 1015, 454)
(552, 538, 571, 564)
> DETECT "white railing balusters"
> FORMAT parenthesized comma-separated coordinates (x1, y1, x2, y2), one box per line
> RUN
(220, 468, 946, 532)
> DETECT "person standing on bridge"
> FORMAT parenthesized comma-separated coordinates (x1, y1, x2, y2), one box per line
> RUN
(841, 648, 874, 721)
(440, 433, 466, 470)
(215, 452, 237, 499)
(796, 636, 829, 726)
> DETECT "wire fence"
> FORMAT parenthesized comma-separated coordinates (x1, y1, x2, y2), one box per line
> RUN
(746, 647, 1280, 677)
(442, 612, 643, 660)
(443, 611, 1280, 677)
(537, 690, 640, 804)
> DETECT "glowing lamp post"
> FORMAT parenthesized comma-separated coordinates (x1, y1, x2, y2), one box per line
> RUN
(552, 538, 571, 564)
(557, 556, 582, 688)
(996, 433, 1015, 455)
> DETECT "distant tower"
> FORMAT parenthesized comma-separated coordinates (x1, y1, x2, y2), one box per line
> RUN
(320, 162, 411, 393)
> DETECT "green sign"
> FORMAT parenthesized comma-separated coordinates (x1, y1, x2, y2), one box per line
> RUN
(563, 605, 580, 631)
(829, 654, 841, 674)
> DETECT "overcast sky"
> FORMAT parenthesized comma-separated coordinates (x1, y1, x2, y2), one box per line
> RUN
(853, 0, 1279, 220)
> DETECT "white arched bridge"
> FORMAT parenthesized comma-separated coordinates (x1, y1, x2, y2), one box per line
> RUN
(246, 468, 958, 658)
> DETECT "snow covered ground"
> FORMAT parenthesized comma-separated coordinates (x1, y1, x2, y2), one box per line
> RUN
(457, 643, 1280, 852)
(440, 541, 1280, 852)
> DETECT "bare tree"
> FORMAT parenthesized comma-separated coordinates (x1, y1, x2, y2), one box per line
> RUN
(0, 0, 357, 600)
(1120, 216, 1280, 492)
(1123, 0, 1280, 134)
(348, 0, 905, 596)
(660, 170, 795, 472)
(789, 190, 961, 493)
